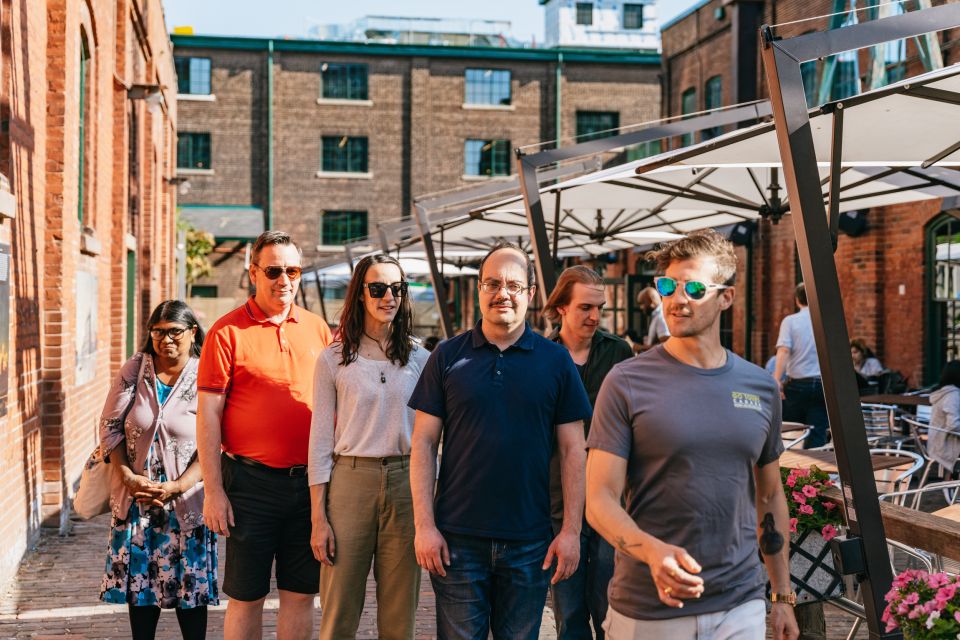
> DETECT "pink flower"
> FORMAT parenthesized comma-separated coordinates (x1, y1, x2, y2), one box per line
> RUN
(792, 491, 807, 505)
(796, 468, 811, 477)
(799, 504, 814, 515)
(908, 604, 923, 620)
(954, 610, 960, 624)
(789, 517, 797, 533)
(821, 524, 838, 541)
(904, 592, 920, 606)
(785, 475, 797, 487)
(802, 485, 818, 498)
(823, 501, 837, 511)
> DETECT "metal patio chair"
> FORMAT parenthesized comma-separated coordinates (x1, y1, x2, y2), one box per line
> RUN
(781, 421, 811, 450)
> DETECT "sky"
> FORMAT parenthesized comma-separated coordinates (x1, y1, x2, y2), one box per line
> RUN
(162, 0, 699, 42)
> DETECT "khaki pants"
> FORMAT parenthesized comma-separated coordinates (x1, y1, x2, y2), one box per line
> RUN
(602, 599, 766, 640)
(318, 456, 420, 640)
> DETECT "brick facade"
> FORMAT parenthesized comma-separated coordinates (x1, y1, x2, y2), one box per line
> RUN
(662, 0, 960, 385)
(172, 37, 661, 319)
(0, 0, 177, 588)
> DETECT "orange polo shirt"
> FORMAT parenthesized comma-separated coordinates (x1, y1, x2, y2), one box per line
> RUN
(198, 297, 333, 468)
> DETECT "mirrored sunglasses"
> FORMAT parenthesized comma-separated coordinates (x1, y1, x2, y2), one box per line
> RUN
(655, 276, 729, 301)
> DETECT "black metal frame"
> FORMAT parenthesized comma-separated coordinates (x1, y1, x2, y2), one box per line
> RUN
(516, 102, 774, 300)
(760, 5, 960, 638)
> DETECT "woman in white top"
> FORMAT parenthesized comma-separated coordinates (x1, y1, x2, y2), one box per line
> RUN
(850, 338, 884, 377)
(929, 360, 960, 478)
(308, 254, 430, 640)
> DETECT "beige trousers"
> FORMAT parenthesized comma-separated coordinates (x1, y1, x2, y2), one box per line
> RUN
(318, 456, 420, 640)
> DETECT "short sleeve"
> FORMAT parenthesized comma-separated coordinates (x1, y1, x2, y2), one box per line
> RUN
(775, 316, 793, 350)
(197, 323, 234, 394)
(757, 380, 784, 467)
(586, 366, 632, 460)
(553, 353, 592, 425)
(407, 346, 446, 419)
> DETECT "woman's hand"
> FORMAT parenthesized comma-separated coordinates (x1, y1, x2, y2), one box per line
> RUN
(121, 470, 163, 505)
(149, 480, 183, 506)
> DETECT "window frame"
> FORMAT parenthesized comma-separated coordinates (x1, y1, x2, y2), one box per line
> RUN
(680, 88, 697, 147)
(702, 76, 723, 140)
(175, 56, 212, 96)
(464, 139, 511, 178)
(576, 2, 594, 26)
(320, 62, 369, 102)
(320, 136, 369, 174)
(321, 210, 369, 246)
(464, 68, 512, 107)
(623, 3, 644, 30)
(177, 132, 212, 171)
(575, 110, 620, 143)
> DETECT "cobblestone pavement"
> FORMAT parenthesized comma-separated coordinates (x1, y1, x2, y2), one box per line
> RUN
(0, 513, 871, 639)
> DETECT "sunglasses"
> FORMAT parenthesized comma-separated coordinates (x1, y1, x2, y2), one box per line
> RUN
(255, 264, 302, 280)
(149, 326, 191, 341)
(365, 281, 408, 298)
(655, 276, 729, 301)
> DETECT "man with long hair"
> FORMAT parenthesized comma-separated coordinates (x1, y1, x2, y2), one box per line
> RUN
(586, 230, 798, 640)
(541, 265, 633, 639)
(409, 243, 593, 639)
(197, 231, 333, 640)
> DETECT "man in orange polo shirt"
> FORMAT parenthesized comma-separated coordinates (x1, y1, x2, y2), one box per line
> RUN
(197, 230, 333, 640)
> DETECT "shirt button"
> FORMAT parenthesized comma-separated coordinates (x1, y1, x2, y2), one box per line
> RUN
(496, 371, 501, 375)
(498, 354, 503, 358)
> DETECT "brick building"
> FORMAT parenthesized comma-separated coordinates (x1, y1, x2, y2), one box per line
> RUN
(0, 0, 178, 588)
(658, 0, 960, 386)
(170, 34, 661, 314)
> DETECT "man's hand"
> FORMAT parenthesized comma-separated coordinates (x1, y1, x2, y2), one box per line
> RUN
(203, 487, 235, 537)
(769, 602, 799, 640)
(311, 518, 336, 566)
(543, 528, 580, 585)
(641, 539, 704, 608)
(415, 525, 450, 577)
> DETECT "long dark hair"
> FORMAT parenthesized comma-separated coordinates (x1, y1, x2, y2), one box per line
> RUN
(338, 254, 414, 367)
(939, 360, 960, 389)
(140, 300, 205, 358)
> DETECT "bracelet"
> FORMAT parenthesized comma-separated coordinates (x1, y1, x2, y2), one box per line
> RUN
(770, 592, 797, 606)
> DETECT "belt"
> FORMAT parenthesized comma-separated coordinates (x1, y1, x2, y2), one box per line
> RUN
(224, 452, 307, 477)
(333, 454, 409, 468)
(787, 376, 822, 384)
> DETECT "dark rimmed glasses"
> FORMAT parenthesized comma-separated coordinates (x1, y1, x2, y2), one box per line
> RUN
(255, 264, 303, 280)
(365, 281, 408, 298)
(655, 276, 729, 301)
(478, 280, 533, 296)
(149, 326, 191, 341)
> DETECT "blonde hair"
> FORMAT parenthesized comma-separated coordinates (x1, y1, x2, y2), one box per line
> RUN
(646, 229, 738, 284)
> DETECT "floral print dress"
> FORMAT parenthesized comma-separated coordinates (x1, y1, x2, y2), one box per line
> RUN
(100, 378, 219, 609)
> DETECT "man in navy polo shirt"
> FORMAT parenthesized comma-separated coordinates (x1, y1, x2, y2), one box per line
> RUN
(409, 242, 593, 640)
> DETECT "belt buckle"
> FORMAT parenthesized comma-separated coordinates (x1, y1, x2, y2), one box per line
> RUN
(288, 465, 307, 478)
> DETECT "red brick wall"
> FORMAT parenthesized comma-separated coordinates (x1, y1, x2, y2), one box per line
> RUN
(0, 0, 177, 588)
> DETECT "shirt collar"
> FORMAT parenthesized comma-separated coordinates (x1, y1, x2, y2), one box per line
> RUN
(244, 296, 301, 324)
(471, 319, 536, 351)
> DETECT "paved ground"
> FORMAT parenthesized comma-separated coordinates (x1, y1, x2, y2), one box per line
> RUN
(0, 513, 873, 639)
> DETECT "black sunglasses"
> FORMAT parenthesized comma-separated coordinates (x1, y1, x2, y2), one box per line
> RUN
(255, 264, 303, 280)
(364, 281, 408, 298)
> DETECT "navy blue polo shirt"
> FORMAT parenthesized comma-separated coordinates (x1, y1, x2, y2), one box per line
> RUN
(408, 321, 592, 540)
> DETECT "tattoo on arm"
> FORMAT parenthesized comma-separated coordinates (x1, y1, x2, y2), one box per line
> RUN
(615, 536, 644, 553)
(760, 512, 784, 555)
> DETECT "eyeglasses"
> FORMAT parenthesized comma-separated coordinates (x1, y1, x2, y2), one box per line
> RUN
(365, 281, 408, 298)
(655, 276, 729, 301)
(254, 264, 303, 280)
(479, 280, 533, 296)
(149, 326, 190, 341)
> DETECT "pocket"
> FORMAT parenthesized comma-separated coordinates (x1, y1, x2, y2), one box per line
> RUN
(221, 454, 235, 493)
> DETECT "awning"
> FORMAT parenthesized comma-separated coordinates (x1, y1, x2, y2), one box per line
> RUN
(178, 205, 265, 240)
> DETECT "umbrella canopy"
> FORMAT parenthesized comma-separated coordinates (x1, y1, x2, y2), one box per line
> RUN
(304, 258, 478, 283)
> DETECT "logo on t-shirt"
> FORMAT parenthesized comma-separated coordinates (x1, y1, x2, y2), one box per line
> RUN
(732, 391, 763, 412)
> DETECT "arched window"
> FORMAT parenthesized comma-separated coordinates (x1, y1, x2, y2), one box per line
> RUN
(926, 214, 960, 383)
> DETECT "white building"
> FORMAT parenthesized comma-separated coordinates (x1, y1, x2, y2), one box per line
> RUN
(541, 0, 660, 50)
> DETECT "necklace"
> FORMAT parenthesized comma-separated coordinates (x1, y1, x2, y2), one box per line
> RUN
(363, 331, 388, 384)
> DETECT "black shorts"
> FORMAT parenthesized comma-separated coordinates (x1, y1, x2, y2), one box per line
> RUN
(220, 453, 320, 601)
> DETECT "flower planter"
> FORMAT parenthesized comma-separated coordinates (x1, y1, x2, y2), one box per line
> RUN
(787, 529, 844, 603)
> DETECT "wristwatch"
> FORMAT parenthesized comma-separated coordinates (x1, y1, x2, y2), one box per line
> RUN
(770, 592, 798, 606)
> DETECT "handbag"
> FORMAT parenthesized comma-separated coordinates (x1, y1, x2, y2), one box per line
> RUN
(73, 357, 144, 519)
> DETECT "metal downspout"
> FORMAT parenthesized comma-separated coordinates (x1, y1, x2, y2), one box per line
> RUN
(555, 52, 563, 147)
(267, 40, 274, 230)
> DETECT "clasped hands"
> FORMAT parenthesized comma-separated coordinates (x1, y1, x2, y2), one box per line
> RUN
(122, 470, 182, 507)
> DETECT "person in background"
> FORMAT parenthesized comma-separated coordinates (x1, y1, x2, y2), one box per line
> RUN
(542, 265, 634, 639)
(99, 300, 216, 640)
(929, 360, 960, 480)
(636, 286, 670, 351)
(850, 338, 884, 377)
(309, 255, 429, 639)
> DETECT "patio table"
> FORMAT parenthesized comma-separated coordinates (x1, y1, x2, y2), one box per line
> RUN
(779, 449, 909, 474)
(860, 394, 930, 406)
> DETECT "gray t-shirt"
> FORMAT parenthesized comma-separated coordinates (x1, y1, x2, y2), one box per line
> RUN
(587, 345, 783, 620)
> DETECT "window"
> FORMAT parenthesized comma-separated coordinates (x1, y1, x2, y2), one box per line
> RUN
(927, 215, 960, 384)
(680, 88, 696, 147)
(703, 76, 723, 140)
(626, 139, 661, 162)
(830, 57, 859, 101)
(177, 133, 211, 170)
(189, 285, 218, 298)
(464, 139, 510, 177)
(78, 33, 90, 223)
(464, 69, 511, 106)
(321, 136, 368, 173)
(321, 63, 368, 101)
(175, 57, 211, 95)
(801, 60, 818, 108)
(576, 111, 619, 142)
(624, 4, 644, 29)
(576, 2, 594, 25)
(322, 211, 368, 245)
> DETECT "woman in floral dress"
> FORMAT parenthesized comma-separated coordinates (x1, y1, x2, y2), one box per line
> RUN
(98, 300, 217, 640)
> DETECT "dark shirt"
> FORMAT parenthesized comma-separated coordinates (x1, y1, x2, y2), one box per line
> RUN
(408, 321, 593, 540)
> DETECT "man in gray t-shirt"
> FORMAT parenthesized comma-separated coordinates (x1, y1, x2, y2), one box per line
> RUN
(585, 230, 798, 640)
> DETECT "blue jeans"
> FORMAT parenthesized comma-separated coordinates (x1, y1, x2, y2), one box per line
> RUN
(549, 521, 614, 639)
(431, 532, 551, 640)
(783, 378, 830, 449)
